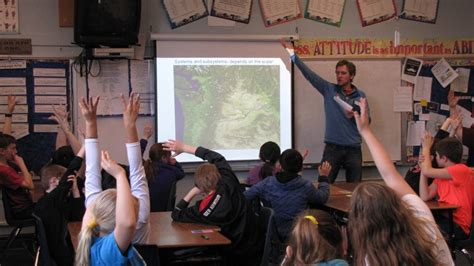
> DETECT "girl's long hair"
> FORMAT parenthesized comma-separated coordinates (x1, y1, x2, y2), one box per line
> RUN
(258, 141, 280, 180)
(144, 143, 171, 183)
(75, 189, 117, 266)
(349, 182, 440, 266)
(282, 209, 344, 266)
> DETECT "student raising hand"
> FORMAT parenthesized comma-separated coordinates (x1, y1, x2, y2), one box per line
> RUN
(353, 98, 369, 133)
(318, 161, 332, 177)
(101, 150, 126, 178)
(79, 97, 99, 139)
(121, 92, 140, 127)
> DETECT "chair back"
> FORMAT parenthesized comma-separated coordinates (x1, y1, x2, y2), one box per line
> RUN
(259, 206, 275, 266)
(1, 187, 33, 226)
(457, 215, 474, 248)
(166, 181, 178, 211)
(32, 213, 56, 266)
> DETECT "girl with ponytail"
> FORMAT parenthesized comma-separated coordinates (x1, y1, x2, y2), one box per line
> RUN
(144, 143, 185, 212)
(247, 141, 281, 185)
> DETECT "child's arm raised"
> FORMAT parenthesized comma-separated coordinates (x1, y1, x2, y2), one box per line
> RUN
(420, 131, 452, 179)
(101, 150, 136, 253)
(122, 93, 150, 242)
(2, 95, 16, 134)
(79, 97, 102, 207)
(354, 98, 415, 197)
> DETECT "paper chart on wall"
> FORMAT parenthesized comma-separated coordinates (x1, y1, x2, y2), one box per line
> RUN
(130, 60, 155, 115)
(87, 60, 129, 116)
(304, 0, 346, 27)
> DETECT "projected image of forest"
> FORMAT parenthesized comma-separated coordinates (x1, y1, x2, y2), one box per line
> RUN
(174, 65, 280, 150)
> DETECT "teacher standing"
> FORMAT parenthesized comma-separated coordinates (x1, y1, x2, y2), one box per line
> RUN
(281, 40, 370, 183)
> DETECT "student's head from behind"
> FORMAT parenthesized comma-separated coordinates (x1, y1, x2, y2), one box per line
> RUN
(259, 141, 280, 163)
(194, 163, 221, 194)
(349, 182, 437, 266)
(40, 163, 67, 192)
(259, 141, 281, 179)
(51, 145, 75, 168)
(335, 60, 356, 86)
(434, 137, 463, 166)
(283, 209, 343, 266)
(75, 189, 139, 265)
(0, 133, 17, 161)
(149, 143, 171, 163)
(280, 149, 303, 174)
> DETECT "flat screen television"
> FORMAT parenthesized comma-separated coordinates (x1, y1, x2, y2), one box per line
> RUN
(74, 0, 141, 48)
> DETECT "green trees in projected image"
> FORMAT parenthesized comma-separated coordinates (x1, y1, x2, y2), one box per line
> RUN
(174, 64, 280, 150)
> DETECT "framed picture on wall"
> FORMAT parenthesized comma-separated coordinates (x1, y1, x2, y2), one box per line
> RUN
(356, 0, 396, 27)
(400, 0, 439, 24)
(0, 0, 19, 34)
(304, 0, 346, 27)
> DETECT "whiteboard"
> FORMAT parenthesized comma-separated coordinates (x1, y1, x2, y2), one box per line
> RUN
(294, 59, 402, 164)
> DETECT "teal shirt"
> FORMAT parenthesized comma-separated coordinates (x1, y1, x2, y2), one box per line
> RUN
(90, 232, 145, 266)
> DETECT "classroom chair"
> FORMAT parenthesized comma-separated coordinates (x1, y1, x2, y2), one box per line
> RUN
(32, 214, 55, 266)
(165, 180, 178, 211)
(0, 188, 36, 262)
(258, 206, 275, 266)
(134, 244, 160, 266)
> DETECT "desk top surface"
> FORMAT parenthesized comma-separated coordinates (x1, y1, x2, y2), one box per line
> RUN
(325, 181, 459, 213)
(68, 212, 231, 249)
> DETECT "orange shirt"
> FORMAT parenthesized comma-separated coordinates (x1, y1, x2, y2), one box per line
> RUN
(434, 164, 474, 234)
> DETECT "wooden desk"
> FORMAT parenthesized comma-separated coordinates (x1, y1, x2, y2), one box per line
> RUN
(68, 212, 231, 249)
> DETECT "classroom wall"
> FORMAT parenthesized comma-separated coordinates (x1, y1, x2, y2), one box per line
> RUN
(150, 0, 474, 39)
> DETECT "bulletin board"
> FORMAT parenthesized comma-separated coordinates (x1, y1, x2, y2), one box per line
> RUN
(0, 59, 70, 174)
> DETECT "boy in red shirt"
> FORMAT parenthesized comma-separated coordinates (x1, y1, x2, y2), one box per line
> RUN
(419, 133, 474, 239)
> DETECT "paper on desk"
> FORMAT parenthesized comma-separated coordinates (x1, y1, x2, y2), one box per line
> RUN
(413, 76, 432, 101)
(393, 86, 413, 112)
(407, 120, 425, 146)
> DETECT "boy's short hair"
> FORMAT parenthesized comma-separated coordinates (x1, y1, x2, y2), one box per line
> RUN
(194, 163, 221, 193)
(40, 163, 67, 191)
(434, 137, 463, 163)
(0, 133, 16, 149)
(51, 145, 75, 168)
(280, 149, 303, 173)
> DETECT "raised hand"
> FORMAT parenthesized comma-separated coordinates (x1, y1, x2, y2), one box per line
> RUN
(49, 105, 70, 131)
(421, 131, 434, 149)
(448, 89, 459, 109)
(163, 139, 185, 157)
(318, 161, 332, 177)
(100, 150, 125, 178)
(121, 92, 140, 126)
(7, 95, 17, 113)
(354, 98, 370, 133)
(78, 97, 100, 123)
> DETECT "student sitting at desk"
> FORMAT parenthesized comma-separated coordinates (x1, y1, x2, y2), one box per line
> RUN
(81, 94, 151, 244)
(244, 150, 330, 241)
(246, 141, 281, 186)
(351, 98, 453, 266)
(163, 140, 262, 266)
(419, 133, 474, 240)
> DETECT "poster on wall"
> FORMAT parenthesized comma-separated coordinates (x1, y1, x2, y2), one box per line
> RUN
(356, 0, 396, 27)
(304, 0, 346, 27)
(400, 0, 439, 24)
(259, 0, 301, 27)
(0, 0, 18, 33)
(211, 0, 253, 24)
(162, 0, 208, 29)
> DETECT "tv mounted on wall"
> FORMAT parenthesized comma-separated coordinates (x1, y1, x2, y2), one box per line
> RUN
(74, 0, 141, 48)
